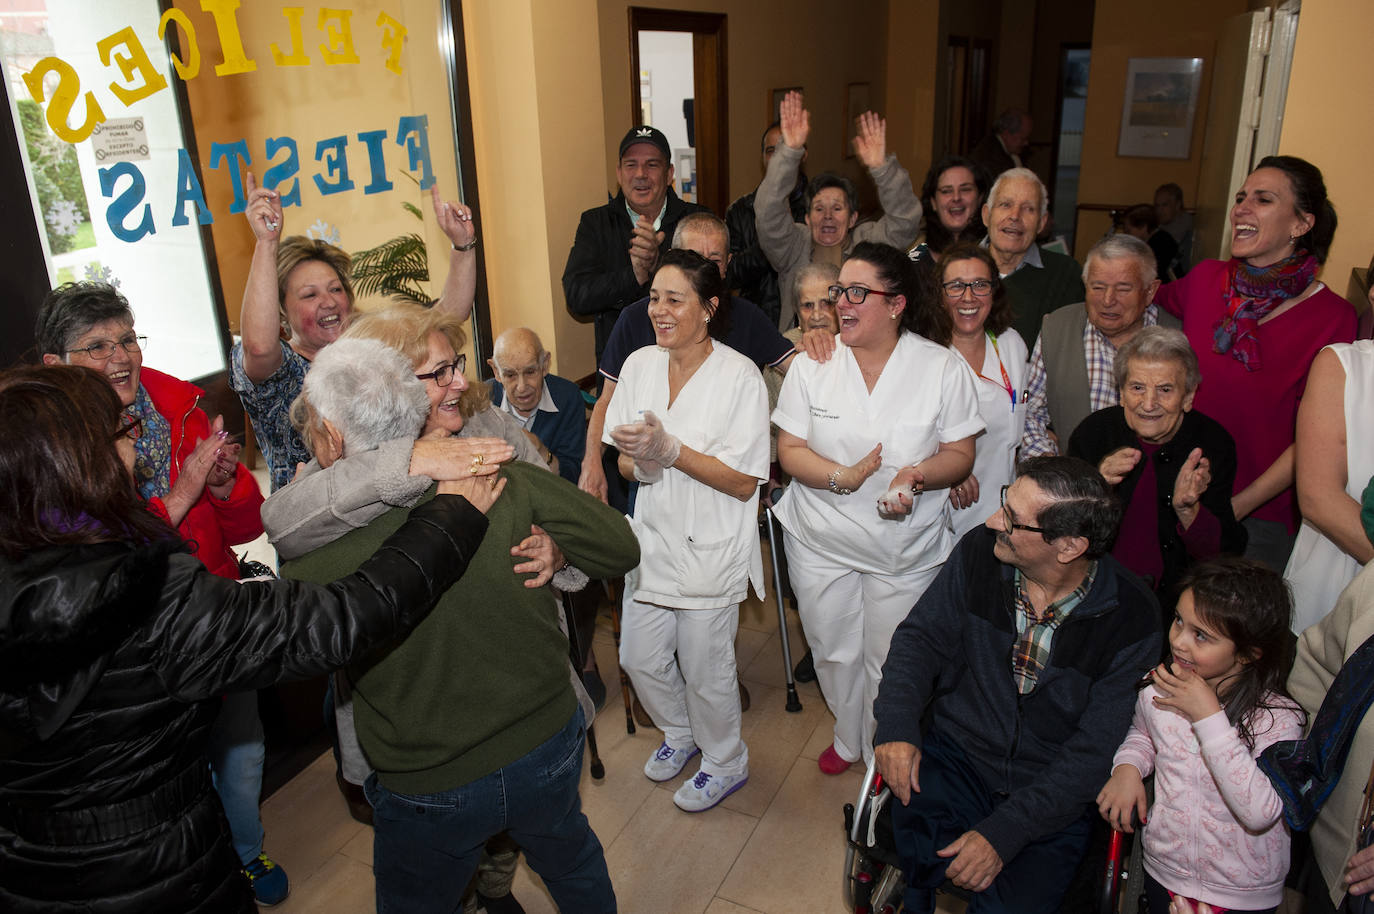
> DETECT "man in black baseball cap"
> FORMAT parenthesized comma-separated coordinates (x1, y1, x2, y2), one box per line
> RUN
(563, 124, 707, 371)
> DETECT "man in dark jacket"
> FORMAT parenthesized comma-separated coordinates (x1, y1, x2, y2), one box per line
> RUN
(873, 456, 1160, 914)
(562, 125, 708, 368)
(724, 122, 807, 327)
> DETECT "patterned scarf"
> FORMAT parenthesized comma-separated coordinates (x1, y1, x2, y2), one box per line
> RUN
(125, 385, 172, 501)
(1213, 252, 1319, 371)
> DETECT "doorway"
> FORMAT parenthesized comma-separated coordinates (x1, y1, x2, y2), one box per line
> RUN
(1050, 45, 1091, 251)
(628, 8, 728, 217)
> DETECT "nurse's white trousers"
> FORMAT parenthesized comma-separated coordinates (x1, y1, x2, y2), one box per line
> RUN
(619, 596, 749, 777)
(783, 531, 941, 766)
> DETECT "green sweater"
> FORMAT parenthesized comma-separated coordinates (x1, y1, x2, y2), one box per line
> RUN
(1004, 246, 1086, 347)
(281, 461, 640, 794)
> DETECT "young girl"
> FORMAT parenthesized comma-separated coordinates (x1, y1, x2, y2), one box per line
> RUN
(1097, 556, 1306, 914)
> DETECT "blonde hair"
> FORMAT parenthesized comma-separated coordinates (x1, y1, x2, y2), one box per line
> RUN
(342, 303, 490, 417)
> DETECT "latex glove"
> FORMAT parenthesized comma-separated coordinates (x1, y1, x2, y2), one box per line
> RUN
(633, 459, 664, 484)
(609, 410, 681, 466)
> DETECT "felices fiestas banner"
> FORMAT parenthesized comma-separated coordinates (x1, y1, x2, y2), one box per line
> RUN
(20, 2, 434, 242)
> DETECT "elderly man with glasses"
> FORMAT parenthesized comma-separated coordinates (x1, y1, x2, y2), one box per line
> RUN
(874, 456, 1161, 914)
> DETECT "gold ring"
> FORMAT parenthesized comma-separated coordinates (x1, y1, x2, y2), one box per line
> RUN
(473, 453, 485, 466)
(470, 459, 482, 474)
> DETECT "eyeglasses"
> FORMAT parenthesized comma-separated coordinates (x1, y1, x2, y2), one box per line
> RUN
(415, 354, 467, 387)
(828, 284, 900, 305)
(942, 279, 994, 298)
(69, 334, 146, 360)
(1000, 485, 1046, 534)
(113, 416, 144, 442)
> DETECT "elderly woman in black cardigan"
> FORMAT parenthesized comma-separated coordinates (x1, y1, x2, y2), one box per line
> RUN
(1068, 326, 1246, 613)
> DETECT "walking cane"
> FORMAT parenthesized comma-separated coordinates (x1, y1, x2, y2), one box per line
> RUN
(764, 486, 803, 712)
(560, 590, 605, 779)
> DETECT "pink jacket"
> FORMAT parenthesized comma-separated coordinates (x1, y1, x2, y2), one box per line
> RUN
(1113, 685, 1303, 910)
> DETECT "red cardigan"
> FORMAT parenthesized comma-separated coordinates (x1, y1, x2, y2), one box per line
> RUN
(141, 366, 264, 579)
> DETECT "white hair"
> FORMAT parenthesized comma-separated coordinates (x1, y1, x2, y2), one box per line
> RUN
(294, 338, 429, 454)
(1083, 233, 1157, 289)
(987, 167, 1048, 219)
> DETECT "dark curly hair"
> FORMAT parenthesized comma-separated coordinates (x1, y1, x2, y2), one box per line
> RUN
(919, 156, 989, 253)
(844, 242, 953, 345)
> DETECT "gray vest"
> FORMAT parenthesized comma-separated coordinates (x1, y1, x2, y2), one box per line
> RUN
(1040, 303, 1181, 446)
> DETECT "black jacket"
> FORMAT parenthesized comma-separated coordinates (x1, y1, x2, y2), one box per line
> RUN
(874, 530, 1160, 864)
(0, 497, 487, 914)
(562, 188, 708, 365)
(1068, 406, 1246, 604)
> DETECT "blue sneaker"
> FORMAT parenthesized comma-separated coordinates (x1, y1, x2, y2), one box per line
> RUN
(672, 769, 748, 812)
(243, 852, 289, 906)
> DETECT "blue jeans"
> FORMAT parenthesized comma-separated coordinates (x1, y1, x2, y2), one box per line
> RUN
(206, 690, 266, 864)
(365, 708, 614, 914)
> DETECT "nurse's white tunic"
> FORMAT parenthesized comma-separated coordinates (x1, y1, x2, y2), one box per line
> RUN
(604, 343, 770, 609)
(771, 332, 984, 574)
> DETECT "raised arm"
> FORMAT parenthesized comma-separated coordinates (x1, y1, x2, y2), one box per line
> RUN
(430, 184, 477, 321)
(755, 92, 811, 275)
(239, 172, 286, 383)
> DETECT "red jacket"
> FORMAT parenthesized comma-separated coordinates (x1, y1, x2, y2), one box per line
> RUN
(141, 366, 264, 579)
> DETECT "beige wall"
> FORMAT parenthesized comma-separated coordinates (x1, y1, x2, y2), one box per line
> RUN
(462, 0, 607, 379)
(1278, 0, 1374, 292)
(884, 1, 941, 179)
(596, 0, 893, 209)
(1073, 0, 1249, 258)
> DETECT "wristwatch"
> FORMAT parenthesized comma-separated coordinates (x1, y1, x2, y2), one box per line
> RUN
(452, 238, 478, 252)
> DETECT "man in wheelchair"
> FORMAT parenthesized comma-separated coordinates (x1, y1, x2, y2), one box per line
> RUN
(872, 457, 1161, 913)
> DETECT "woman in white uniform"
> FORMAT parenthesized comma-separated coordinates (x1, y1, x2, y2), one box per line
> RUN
(605, 249, 770, 813)
(940, 242, 1029, 540)
(773, 241, 983, 775)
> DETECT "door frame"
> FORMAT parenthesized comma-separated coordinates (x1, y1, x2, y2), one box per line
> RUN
(628, 8, 729, 218)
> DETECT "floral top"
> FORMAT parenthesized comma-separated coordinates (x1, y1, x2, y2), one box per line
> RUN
(230, 339, 311, 492)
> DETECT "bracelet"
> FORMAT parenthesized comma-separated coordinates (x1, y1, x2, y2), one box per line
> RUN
(452, 238, 478, 252)
(827, 468, 853, 495)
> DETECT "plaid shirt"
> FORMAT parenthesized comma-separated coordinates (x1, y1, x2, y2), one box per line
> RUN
(1020, 304, 1162, 456)
(1011, 563, 1098, 694)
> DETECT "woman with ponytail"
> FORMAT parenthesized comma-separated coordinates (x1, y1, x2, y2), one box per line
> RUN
(1155, 155, 1356, 572)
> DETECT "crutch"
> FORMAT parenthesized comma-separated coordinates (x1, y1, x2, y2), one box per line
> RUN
(559, 589, 605, 779)
(764, 486, 803, 712)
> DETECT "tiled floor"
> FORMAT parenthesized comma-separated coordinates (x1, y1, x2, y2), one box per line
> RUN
(240, 460, 966, 913)
(242, 530, 967, 913)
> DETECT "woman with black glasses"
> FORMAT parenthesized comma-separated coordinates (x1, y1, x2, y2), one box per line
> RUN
(772, 242, 983, 776)
(939, 242, 1029, 540)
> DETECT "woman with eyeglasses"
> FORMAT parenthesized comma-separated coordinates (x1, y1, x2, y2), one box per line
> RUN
(772, 241, 983, 775)
(0, 363, 495, 914)
(938, 242, 1029, 540)
(234, 174, 480, 493)
(35, 281, 286, 900)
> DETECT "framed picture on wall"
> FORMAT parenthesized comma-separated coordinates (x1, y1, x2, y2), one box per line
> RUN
(769, 86, 803, 126)
(1117, 57, 1204, 159)
(843, 82, 872, 158)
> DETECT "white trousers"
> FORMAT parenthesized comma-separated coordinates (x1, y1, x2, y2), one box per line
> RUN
(618, 596, 748, 777)
(783, 531, 942, 765)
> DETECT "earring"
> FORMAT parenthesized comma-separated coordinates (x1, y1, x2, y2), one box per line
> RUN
(890, 312, 898, 320)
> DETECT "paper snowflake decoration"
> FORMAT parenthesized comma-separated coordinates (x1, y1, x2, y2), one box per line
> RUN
(83, 263, 120, 288)
(306, 219, 341, 245)
(45, 199, 83, 236)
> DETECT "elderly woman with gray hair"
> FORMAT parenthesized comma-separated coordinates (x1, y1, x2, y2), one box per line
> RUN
(1068, 326, 1245, 608)
(269, 337, 638, 913)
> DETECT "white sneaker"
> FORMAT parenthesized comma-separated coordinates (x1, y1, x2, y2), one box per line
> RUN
(644, 742, 699, 782)
(672, 769, 748, 812)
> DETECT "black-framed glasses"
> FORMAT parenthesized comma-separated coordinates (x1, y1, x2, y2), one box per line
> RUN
(942, 279, 994, 298)
(1000, 485, 1046, 534)
(416, 354, 467, 386)
(828, 284, 900, 305)
(113, 416, 144, 442)
(69, 335, 146, 361)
